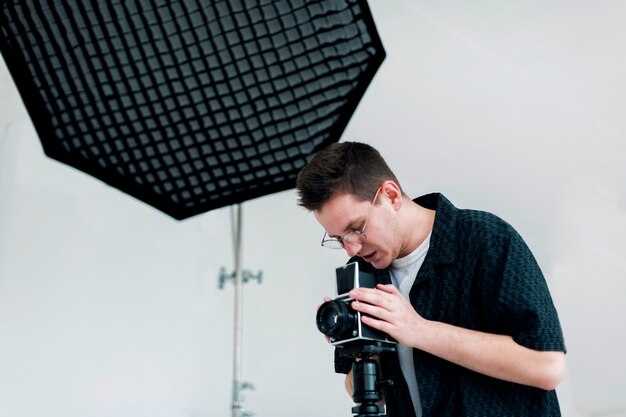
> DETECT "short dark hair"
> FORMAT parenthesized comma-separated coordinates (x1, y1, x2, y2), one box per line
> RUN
(296, 141, 402, 211)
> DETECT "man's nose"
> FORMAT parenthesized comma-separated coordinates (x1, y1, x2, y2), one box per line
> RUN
(343, 240, 363, 257)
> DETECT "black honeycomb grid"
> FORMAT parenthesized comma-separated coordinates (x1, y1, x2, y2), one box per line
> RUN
(0, 0, 385, 219)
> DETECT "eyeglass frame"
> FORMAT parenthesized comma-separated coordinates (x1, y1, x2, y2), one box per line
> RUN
(320, 186, 383, 249)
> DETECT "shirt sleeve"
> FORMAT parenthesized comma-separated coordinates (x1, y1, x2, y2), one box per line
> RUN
(479, 219, 566, 352)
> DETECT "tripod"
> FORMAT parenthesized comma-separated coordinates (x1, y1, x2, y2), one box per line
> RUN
(342, 342, 396, 417)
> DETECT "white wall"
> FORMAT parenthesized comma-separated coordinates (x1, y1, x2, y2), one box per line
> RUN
(1, 1, 625, 416)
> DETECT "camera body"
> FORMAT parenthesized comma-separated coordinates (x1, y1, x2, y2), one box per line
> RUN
(316, 262, 395, 346)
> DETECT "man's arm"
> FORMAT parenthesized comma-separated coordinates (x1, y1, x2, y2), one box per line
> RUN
(349, 284, 565, 391)
(345, 370, 353, 396)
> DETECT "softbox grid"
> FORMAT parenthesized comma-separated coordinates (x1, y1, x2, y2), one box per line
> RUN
(0, 0, 385, 219)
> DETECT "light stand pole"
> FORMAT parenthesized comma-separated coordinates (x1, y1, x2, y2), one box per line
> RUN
(218, 204, 262, 417)
(232, 203, 244, 417)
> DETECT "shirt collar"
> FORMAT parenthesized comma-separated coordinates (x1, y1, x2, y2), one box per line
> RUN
(413, 193, 457, 265)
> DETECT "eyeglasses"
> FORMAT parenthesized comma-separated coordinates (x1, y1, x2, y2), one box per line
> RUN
(321, 186, 382, 249)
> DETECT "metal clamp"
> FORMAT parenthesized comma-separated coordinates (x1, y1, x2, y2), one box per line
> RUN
(218, 267, 263, 289)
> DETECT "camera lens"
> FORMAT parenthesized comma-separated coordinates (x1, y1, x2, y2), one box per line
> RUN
(316, 300, 357, 339)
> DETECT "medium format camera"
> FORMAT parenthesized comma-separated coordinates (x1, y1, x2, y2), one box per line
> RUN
(316, 262, 395, 346)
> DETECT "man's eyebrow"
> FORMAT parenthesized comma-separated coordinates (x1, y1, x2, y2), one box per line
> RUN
(330, 218, 363, 237)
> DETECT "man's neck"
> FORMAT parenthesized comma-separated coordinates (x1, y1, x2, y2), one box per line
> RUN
(399, 198, 436, 258)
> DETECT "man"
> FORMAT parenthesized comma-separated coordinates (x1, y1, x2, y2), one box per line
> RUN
(296, 141, 566, 417)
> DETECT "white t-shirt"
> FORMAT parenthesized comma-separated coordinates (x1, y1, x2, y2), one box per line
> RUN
(390, 233, 431, 417)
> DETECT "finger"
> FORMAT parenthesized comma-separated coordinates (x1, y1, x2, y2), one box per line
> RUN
(317, 296, 333, 311)
(350, 288, 394, 311)
(376, 283, 400, 295)
(351, 286, 395, 299)
(351, 300, 392, 322)
(360, 314, 394, 334)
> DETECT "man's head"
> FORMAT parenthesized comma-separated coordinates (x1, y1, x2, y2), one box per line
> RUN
(296, 142, 402, 211)
(296, 142, 408, 268)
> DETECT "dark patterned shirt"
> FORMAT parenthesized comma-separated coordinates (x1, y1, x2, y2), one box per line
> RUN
(336, 193, 566, 417)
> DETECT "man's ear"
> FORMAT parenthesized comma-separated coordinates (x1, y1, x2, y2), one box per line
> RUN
(380, 180, 403, 209)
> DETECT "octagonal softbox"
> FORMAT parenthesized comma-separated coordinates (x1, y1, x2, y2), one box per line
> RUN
(0, 0, 385, 219)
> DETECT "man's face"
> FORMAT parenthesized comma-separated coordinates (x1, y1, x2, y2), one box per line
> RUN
(314, 191, 401, 269)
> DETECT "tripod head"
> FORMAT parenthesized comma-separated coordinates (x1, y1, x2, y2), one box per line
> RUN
(339, 342, 396, 417)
